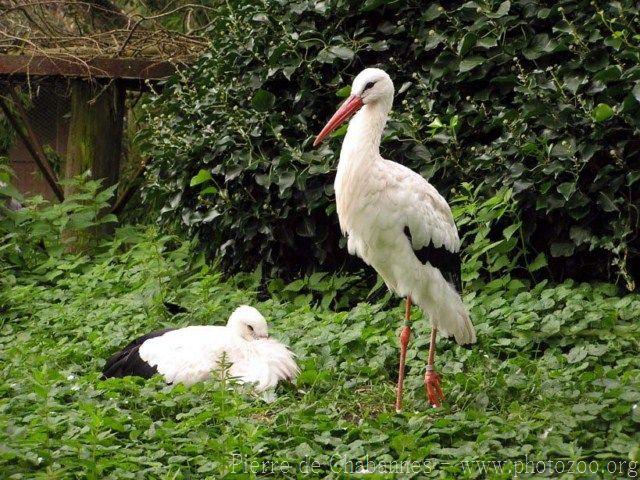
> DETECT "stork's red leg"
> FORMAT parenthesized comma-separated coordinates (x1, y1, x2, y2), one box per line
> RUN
(425, 327, 445, 407)
(395, 296, 412, 413)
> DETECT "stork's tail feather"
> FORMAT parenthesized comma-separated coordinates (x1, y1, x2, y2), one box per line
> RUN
(450, 307, 476, 346)
(431, 295, 475, 345)
(415, 272, 476, 346)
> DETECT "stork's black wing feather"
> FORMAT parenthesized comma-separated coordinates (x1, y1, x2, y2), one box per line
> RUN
(102, 328, 175, 379)
(404, 226, 462, 293)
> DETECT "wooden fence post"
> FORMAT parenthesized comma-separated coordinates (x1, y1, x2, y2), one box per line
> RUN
(65, 79, 125, 243)
(65, 79, 125, 198)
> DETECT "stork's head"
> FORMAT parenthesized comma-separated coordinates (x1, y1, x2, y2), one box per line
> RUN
(227, 305, 269, 340)
(351, 68, 394, 104)
(313, 67, 394, 147)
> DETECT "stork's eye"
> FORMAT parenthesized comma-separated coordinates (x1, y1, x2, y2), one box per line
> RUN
(363, 81, 376, 91)
(248, 325, 254, 332)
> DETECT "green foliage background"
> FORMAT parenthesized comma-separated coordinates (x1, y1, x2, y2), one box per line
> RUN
(2, 182, 637, 477)
(139, 0, 640, 286)
(1, 224, 639, 478)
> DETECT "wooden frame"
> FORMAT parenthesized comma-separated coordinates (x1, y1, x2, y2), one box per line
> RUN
(0, 55, 181, 88)
(0, 53, 182, 220)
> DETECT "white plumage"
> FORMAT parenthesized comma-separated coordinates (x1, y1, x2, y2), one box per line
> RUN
(314, 67, 476, 409)
(103, 306, 299, 392)
(337, 155, 474, 343)
(322, 68, 475, 344)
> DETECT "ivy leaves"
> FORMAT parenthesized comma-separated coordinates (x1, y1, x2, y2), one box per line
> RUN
(592, 103, 615, 122)
(189, 169, 212, 187)
(139, 0, 640, 286)
(251, 90, 276, 111)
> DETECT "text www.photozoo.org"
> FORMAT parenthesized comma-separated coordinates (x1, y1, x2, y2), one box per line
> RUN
(231, 454, 638, 477)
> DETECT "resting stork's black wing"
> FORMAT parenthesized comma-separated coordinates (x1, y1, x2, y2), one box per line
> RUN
(102, 328, 175, 379)
(404, 226, 462, 293)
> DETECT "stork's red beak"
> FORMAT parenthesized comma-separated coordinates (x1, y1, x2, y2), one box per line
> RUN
(313, 95, 363, 147)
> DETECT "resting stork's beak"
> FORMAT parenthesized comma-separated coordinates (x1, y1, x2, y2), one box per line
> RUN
(313, 94, 364, 147)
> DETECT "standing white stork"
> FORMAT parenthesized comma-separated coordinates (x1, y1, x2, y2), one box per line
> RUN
(313, 68, 475, 411)
(102, 305, 299, 392)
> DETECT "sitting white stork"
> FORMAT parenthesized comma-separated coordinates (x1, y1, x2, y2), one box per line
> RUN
(102, 306, 299, 392)
(313, 68, 476, 411)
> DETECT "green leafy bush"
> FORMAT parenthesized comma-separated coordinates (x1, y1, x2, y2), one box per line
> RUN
(1, 227, 639, 478)
(0, 173, 116, 285)
(453, 185, 528, 286)
(139, 0, 640, 286)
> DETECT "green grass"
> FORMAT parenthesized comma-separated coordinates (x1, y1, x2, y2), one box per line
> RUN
(1, 229, 639, 479)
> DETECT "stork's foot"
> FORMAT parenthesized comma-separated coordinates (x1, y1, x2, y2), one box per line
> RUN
(424, 369, 445, 408)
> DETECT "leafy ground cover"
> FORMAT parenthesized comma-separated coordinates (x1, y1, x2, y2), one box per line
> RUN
(1, 229, 638, 479)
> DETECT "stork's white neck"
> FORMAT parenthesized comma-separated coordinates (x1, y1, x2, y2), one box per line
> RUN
(340, 97, 392, 164)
